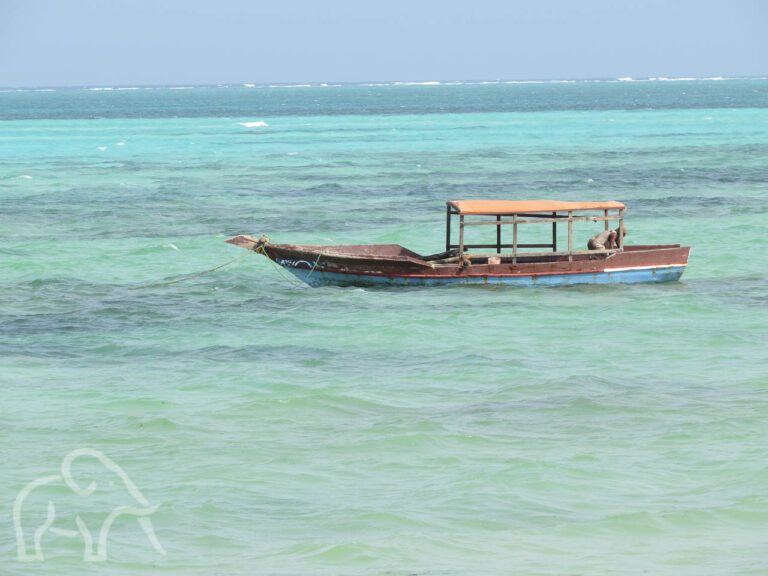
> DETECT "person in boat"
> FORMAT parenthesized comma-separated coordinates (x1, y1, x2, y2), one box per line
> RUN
(588, 228, 627, 250)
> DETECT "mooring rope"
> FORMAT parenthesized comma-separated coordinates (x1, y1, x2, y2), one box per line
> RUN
(138, 250, 252, 289)
(137, 235, 323, 290)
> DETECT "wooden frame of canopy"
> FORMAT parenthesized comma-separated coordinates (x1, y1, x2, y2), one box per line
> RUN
(445, 200, 626, 263)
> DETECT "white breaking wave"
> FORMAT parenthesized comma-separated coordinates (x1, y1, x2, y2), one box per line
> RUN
(239, 121, 268, 128)
(503, 79, 576, 84)
(243, 83, 256, 88)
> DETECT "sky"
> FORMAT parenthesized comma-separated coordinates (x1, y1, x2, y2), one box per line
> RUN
(0, 0, 766, 87)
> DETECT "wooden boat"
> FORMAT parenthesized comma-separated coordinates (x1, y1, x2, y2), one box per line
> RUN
(226, 200, 690, 287)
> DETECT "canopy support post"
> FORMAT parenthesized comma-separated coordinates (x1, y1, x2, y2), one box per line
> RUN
(618, 209, 625, 250)
(445, 205, 451, 251)
(552, 212, 557, 252)
(496, 215, 501, 253)
(512, 214, 518, 265)
(459, 215, 465, 257)
(568, 211, 573, 262)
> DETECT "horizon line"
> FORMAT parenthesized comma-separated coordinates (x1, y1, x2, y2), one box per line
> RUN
(2, 75, 767, 91)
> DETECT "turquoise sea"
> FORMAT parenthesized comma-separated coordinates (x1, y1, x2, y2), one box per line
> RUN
(2, 79, 768, 575)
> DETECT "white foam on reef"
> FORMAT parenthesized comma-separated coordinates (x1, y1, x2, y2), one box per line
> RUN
(98, 146, 107, 151)
(239, 121, 268, 128)
(20, 175, 32, 179)
(503, 79, 575, 84)
(3, 76, 753, 95)
(116, 142, 125, 146)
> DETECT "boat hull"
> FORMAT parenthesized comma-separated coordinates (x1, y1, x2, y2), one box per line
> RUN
(252, 242, 690, 288)
(278, 261, 685, 287)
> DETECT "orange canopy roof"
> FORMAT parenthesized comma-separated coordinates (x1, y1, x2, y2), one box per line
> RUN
(447, 200, 626, 215)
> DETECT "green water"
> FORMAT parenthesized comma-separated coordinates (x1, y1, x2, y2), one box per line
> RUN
(2, 83, 768, 575)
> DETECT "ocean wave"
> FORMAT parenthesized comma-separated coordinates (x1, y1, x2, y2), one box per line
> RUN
(238, 121, 268, 128)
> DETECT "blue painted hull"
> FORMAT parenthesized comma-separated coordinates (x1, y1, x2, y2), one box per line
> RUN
(281, 265, 686, 288)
